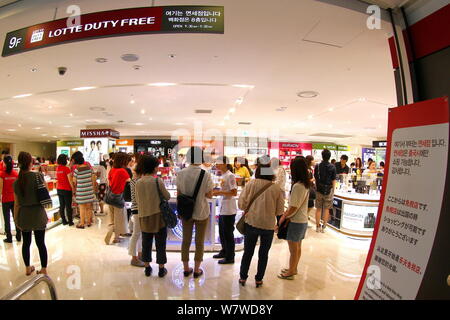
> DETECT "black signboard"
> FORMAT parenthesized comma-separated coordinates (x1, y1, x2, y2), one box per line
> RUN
(372, 140, 388, 148)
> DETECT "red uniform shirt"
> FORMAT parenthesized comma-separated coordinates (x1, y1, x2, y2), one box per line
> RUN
(56, 165, 72, 191)
(0, 170, 18, 203)
(108, 168, 129, 194)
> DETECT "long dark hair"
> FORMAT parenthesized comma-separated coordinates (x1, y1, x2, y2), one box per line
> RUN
(17, 152, 32, 195)
(290, 156, 311, 189)
(4, 155, 13, 174)
(356, 157, 363, 169)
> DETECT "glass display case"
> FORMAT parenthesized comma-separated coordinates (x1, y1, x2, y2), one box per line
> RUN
(329, 173, 383, 238)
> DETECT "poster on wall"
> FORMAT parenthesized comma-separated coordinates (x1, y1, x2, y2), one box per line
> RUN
(341, 204, 378, 232)
(355, 97, 450, 300)
(362, 147, 376, 166)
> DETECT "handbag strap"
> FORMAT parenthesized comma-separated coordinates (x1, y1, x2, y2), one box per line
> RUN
(155, 178, 164, 203)
(192, 169, 205, 200)
(244, 182, 273, 215)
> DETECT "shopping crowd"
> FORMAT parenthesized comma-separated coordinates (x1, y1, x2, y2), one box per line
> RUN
(0, 147, 382, 287)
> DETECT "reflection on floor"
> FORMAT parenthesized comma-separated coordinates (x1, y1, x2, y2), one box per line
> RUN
(0, 216, 370, 300)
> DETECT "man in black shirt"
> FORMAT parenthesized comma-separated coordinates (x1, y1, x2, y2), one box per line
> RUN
(314, 149, 337, 233)
(335, 155, 349, 175)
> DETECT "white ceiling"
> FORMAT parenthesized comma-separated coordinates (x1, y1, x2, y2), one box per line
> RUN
(0, 0, 396, 145)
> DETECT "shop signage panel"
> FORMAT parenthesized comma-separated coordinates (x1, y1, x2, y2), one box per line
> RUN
(80, 129, 119, 139)
(56, 140, 83, 147)
(116, 139, 134, 146)
(356, 97, 450, 300)
(2, 5, 224, 57)
(373, 140, 388, 148)
(312, 143, 337, 150)
(337, 145, 349, 151)
(341, 203, 377, 232)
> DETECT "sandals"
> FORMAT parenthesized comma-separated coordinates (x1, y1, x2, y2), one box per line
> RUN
(278, 273, 295, 280)
(37, 269, 47, 275)
(26, 266, 35, 276)
(281, 269, 298, 275)
(76, 224, 85, 229)
(183, 268, 194, 277)
(193, 269, 204, 278)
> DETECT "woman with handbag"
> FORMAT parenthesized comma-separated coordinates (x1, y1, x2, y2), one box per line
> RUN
(135, 155, 171, 277)
(13, 152, 48, 276)
(72, 152, 97, 229)
(237, 156, 285, 288)
(277, 157, 311, 280)
(104, 152, 130, 244)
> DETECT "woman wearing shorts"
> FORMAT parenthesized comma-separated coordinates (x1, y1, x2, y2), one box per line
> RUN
(277, 156, 311, 280)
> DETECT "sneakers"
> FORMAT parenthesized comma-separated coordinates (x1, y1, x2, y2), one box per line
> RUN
(144, 266, 152, 277)
(158, 267, 168, 278)
(218, 259, 234, 264)
(131, 259, 145, 267)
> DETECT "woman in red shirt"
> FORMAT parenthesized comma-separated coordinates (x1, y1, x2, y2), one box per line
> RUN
(105, 152, 130, 245)
(56, 154, 74, 226)
(0, 156, 20, 243)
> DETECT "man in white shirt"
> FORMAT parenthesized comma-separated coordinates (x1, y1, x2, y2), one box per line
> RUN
(212, 156, 238, 264)
(176, 147, 214, 278)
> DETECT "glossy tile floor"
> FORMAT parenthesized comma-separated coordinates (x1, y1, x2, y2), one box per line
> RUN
(0, 216, 370, 300)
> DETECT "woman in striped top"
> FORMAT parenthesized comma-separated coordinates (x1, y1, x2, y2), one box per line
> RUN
(72, 152, 97, 229)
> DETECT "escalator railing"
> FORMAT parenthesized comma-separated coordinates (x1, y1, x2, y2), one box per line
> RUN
(1, 274, 58, 300)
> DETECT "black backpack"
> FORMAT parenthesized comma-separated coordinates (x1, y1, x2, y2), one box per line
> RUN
(177, 170, 205, 221)
(315, 163, 333, 196)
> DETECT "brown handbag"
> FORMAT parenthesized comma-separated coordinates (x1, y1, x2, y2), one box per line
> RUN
(236, 182, 274, 235)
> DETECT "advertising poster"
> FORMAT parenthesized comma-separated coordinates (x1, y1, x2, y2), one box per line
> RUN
(84, 138, 108, 165)
(356, 97, 450, 300)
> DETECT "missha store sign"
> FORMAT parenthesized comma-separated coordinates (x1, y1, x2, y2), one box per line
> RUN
(2, 5, 224, 57)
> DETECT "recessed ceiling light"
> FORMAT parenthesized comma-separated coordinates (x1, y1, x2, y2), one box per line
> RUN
(235, 98, 244, 105)
(224, 115, 230, 120)
(48, 106, 53, 109)
(218, 122, 225, 126)
(307, 115, 314, 120)
(13, 93, 32, 98)
(135, 123, 144, 126)
(297, 91, 319, 98)
(140, 109, 146, 114)
(41, 133, 48, 136)
(175, 123, 185, 125)
(69, 113, 73, 117)
(168, 54, 176, 58)
(6, 129, 16, 132)
(72, 86, 96, 91)
(49, 121, 52, 124)
(89, 106, 106, 111)
(63, 125, 72, 128)
(85, 120, 99, 124)
(18, 124, 22, 127)
(121, 54, 139, 62)
(130, 100, 135, 104)
(52, 136, 58, 138)
(148, 117, 153, 121)
(5, 111, 10, 114)
(33, 127, 41, 130)
(148, 82, 177, 87)
(232, 84, 255, 89)
(359, 97, 367, 102)
(31, 67, 37, 72)
(229, 108, 236, 113)
(328, 107, 334, 112)
(95, 57, 108, 63)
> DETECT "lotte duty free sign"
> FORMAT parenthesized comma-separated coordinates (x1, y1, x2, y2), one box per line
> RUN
(2, 5, 224, 57)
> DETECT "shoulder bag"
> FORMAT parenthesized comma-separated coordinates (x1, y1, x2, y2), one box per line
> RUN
(35, 172, 52, 208)
(176, 169, 205, 221)
(276, 216, 290, 240)
(156, 178, 177, 228)
(236, 182, 274, 235)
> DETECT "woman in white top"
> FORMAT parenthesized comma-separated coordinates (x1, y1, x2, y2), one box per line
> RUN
(277, 156, 311, 280)
(212, 156, 238, 264)
(176, 147, 214, 278)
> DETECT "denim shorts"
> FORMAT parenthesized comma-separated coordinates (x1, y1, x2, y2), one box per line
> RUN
(286, 222, 308, 242)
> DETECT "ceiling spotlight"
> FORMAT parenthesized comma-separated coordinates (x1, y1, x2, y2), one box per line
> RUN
(49, 121, 52, 124)
(5, 111, 10, 114)
(6, 129, 16, 132)
(48, 106, 53, 109)
(229, 107, 236, 113)
(18, 124, 22, 127)
(135, 123, 144, 126)
(95, 57, 108, 63)
(33, 127, 42, 130)
(69, 113, 74, 117)
(13, 93, 32, 98)
(140, 109, 146, 114)
(121, 54, 139, 62)
(328, 107, 334, 112)
(148, 117, 153, 121)
(175, 123, 185, 125)
(232, 84, 255, 89)
(359, 97, 367, 102)
(307, 115, 314, 120)
(297, 91, 319, 98)
(224, 115, 230, 120)
(31, 67, 37, 72)
(130, 100, 135, 104)
(168, 54, 176, 58)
